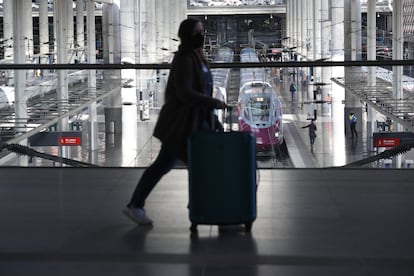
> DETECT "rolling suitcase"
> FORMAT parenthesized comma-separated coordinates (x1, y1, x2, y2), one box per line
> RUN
(187, 117, 257, 232)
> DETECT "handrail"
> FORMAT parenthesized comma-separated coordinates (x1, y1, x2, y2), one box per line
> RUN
(1, 59, 414, 70)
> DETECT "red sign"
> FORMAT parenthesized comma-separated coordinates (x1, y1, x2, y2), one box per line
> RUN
(59, 137, 81, 146)
(375, 138, 400, 147)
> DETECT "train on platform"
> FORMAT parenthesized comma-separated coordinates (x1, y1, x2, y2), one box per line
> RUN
(0, 70, 89, 111)
(238, 47, 284, 153)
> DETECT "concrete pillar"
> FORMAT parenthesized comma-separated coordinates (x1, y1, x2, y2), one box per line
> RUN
(76, 0, 85, 63)
(393, 0, 403, 100)
(320, 0, 331, 99)
(288, 1, 292, 47)
(301, 0, 306, 57)
(112, 1, 122, 64)
(290, 0, 294, 49)
(55, 0, 70, 160)
(367, 0, 377, 137)
(120, 0, 136, 88)
(24, 0, 33, 62)
(304, 0, 313, 82)
(160, 0, 169, 53)
(331, 0, 344, 69)
(102, 2, 123, 145)
(13, 0, 28, 166)
(135, 0, 143, 95)
(67, 0, 74, 63)
(344, 0, 362, 137)
(306, 1, 313, 60)
(39, 0, 49, 67)
(4, 0, 14, 85)
(294, 0, 299, 50)
(102, 4, 113, 64)
(353, 0, 362, 61)
(313, 0, 321, 82)
(146, 0, 156, 63)
(174, 0, 186, 50)
(168, 0, 175, 53)
(393, 0, 404, 167)
(146, 0, 157, 108)
(86, 0, 98, 152)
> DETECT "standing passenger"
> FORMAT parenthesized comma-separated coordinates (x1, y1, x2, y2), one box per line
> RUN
(289, 82, 297, 99)
(349, 112, 358, 138)
(123, 18, 226, 225)
(301, 119, 317, 146)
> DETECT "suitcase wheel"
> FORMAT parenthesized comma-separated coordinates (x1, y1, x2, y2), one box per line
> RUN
(245, 222, 252, 233)
(190, 223, 198, 232)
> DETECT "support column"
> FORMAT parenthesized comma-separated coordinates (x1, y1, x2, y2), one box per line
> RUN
(4, 0, 14, 85)
(39, 0, 49, 75)
(13, 0, 28, 166)
(24, 0, 33, 63)
(300, 0, 306, 58)
(155, 0, 165, 62)
(331, 0, 344, 68)
(288, 1, 292, 47)
(367, 0, 377, 137)
(168, 0, 175, 54)
(103, 2, 123, 146)
(306, 1, 313, 60)
(352, 0, 362, 60)
(146, 0, 157, 108)
(393, 0, 403, 100)
(67, 1, 74, 63)
(120, 0, 136, 88)
(294, 0, 299, 50)
(135, 0, 146, 98)
(393, 0, 404, 168)
(146, 0, 156, 64)
(344, 0, 362, 138)
(161, 0, 169, 52)
(320, 0, 331, 101)
(290, 0, 294, 49)
(76, 0, 85, 63)
(304, 0, 313, 83)
(55, 0, 70, 161)
(86, 0, 98, 154)
(313, 0, 321, 82)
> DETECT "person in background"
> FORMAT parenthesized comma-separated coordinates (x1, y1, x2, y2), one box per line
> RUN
(349, 112, 358, 138)
(123, 18, 226, 226)
(289, 82, 297, 99)
(302, 119, 317, 148)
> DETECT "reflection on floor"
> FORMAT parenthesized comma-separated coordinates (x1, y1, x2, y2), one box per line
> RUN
(1, 167, 414, 275)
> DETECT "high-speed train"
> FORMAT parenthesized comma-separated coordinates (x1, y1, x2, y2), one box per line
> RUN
(0, 70, 88, 111)
(211, 47, 234, 124)
(238, 47, 284, 152)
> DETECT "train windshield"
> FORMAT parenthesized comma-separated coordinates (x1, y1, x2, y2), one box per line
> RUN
(243, 96, 271, 123)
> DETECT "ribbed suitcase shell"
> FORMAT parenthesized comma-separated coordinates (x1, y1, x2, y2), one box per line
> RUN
(187, 131, 257, 232)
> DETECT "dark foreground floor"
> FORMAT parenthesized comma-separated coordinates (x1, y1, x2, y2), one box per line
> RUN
(1, 167, 414, 276)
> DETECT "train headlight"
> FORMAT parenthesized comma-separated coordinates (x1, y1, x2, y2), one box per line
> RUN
(274, 132, 279, 138)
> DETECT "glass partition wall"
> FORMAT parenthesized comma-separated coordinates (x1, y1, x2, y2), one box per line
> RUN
(1, 0, 414, 168)
(1, 60, 413, 168)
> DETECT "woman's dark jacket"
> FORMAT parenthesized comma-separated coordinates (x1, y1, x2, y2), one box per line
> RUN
(153, 49, 220, 161)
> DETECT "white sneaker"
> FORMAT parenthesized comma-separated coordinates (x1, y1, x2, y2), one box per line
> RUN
(123, 206, 153, 225)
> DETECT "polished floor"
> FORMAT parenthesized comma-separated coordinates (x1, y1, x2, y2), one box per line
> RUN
(1, 167, 414, 275)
